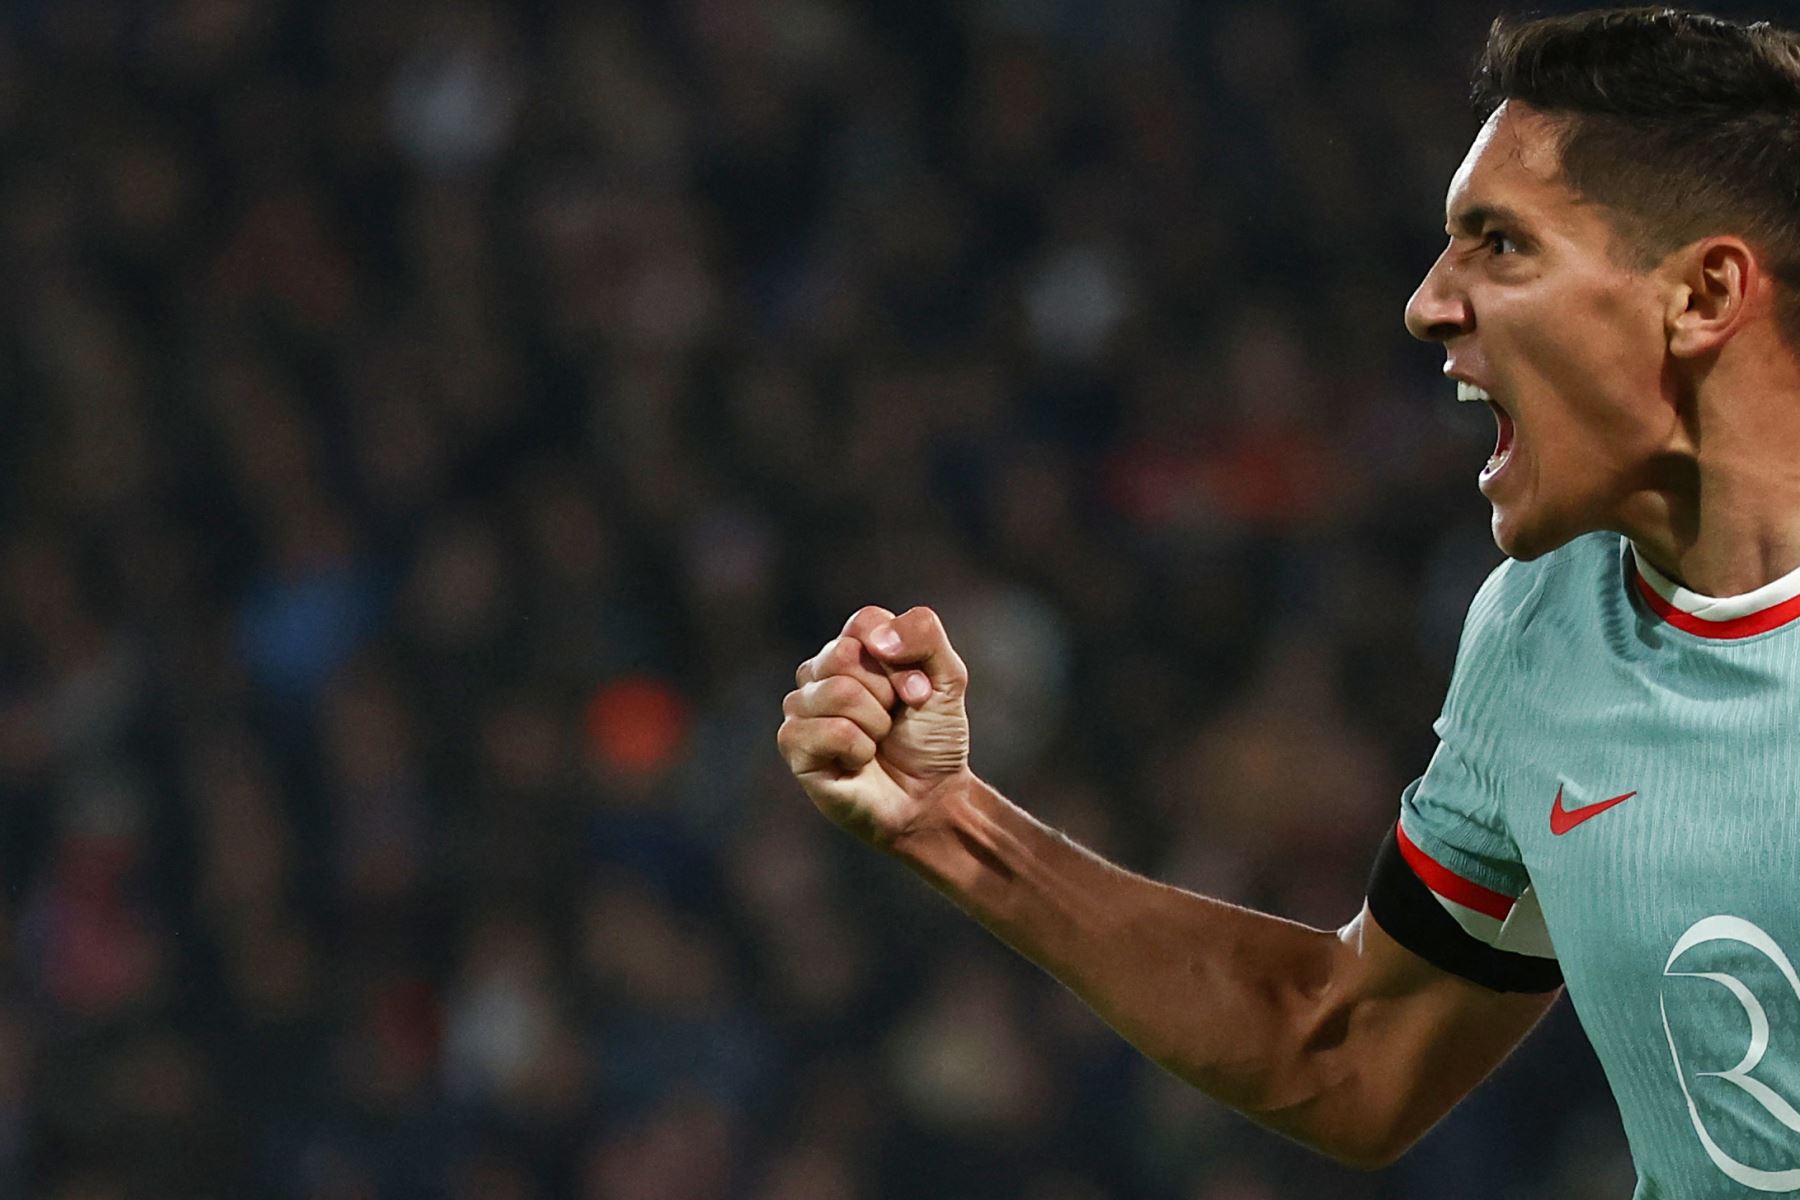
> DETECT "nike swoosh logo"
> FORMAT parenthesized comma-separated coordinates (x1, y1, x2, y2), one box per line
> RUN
(1549, 785, 1637, 836)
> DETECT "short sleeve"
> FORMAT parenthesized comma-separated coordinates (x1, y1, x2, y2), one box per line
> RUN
(1367, 564, 1561, 993)
(1399, 739, 1533, 929)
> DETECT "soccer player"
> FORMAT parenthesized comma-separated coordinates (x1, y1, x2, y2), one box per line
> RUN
(778, 8, 1800, 1195)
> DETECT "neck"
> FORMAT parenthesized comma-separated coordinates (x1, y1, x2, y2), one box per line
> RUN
(1624, 346, 1800, 596)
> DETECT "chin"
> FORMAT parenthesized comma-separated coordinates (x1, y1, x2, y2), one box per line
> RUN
(1489, 506, 1582, 562)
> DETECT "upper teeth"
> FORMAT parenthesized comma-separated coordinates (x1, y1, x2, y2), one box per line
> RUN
(1456, 381, 1491, 404)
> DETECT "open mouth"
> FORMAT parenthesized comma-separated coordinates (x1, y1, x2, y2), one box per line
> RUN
(1485, 402, 1515, 477)
(1457, 381, 1515, 480)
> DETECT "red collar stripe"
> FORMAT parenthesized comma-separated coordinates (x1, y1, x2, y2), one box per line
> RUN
(1395, 821, 1515, 922)
(1631, 570, 1800, 640)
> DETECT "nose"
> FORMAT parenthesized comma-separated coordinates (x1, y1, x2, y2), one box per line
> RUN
(1404, 247, 1474, 342)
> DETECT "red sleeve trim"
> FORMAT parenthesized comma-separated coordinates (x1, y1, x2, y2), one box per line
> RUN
(1395, 821, 1516, 922)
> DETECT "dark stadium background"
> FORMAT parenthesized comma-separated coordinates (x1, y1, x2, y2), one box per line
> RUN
(1, 0, 1707, 1195)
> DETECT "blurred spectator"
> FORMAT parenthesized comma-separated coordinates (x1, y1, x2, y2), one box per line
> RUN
(0, 0, 1632, 1196)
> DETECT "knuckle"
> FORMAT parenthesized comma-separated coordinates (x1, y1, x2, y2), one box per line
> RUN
(821, 715, 859, 750)
(816, 674, 867, 708)
(846, 604, 896, 635)
(776, 721, 804, 765)
(904, 605, 944, 637)
(823, 636, 860, 670)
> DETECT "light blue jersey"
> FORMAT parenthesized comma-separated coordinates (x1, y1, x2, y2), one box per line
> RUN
(1397, 532, 1800, 1197)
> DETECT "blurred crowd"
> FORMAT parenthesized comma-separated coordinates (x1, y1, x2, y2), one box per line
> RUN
(0, 0, 1639, 1197)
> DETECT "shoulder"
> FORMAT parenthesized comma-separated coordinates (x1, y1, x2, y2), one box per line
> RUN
(1462, 532, 1619, 645)
(1445, 534, 1621, 713)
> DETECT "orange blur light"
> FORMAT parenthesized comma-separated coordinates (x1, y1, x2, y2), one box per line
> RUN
(582, 676, 690, 775)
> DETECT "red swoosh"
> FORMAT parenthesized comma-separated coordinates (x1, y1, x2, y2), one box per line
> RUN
(1550, 785, 1636, 836)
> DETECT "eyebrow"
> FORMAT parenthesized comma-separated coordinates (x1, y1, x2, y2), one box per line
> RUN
(1446, 204, 1531, 238)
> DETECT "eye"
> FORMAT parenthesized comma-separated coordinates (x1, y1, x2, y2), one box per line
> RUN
(1484, 230, 1520, 256)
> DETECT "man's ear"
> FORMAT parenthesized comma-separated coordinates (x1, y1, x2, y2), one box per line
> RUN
(1666, 237, 1758, 359)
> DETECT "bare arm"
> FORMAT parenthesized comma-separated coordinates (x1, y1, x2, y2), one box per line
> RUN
(889, 770, 1556, 1166)
(778, 606, 1556, 1167)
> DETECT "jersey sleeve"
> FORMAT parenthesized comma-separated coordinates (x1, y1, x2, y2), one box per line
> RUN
(1367, 564, 1563, 994)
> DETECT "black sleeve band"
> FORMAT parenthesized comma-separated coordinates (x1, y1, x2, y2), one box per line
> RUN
(1366, 824, 1563, 994)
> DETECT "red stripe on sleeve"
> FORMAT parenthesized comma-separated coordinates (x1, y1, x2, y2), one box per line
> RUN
(1395, 821, 1516, 922)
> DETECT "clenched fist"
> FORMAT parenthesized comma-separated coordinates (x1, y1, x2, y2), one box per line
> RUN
(777, 605, 972, 847)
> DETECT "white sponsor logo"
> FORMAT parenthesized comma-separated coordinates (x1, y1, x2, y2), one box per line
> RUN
(1662, 915, 1800, 1192)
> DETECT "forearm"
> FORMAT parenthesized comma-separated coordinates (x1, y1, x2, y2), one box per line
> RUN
(887, 771, 1362, 1135)
(785, 611, 1549, 1167)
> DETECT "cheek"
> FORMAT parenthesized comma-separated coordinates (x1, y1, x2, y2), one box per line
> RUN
(1523, 288, 1665, 446)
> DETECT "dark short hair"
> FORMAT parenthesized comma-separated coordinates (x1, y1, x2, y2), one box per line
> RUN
(1473, 7, 1800, 347)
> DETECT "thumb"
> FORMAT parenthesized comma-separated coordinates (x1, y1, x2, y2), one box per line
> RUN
(865, 606, 968, 705)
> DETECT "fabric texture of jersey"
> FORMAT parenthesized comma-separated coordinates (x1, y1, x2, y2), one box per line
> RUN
(1389, 532, 1800, 1198)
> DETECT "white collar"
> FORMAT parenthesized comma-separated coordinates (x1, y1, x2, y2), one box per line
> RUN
(1630, 539, 1800, 623)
